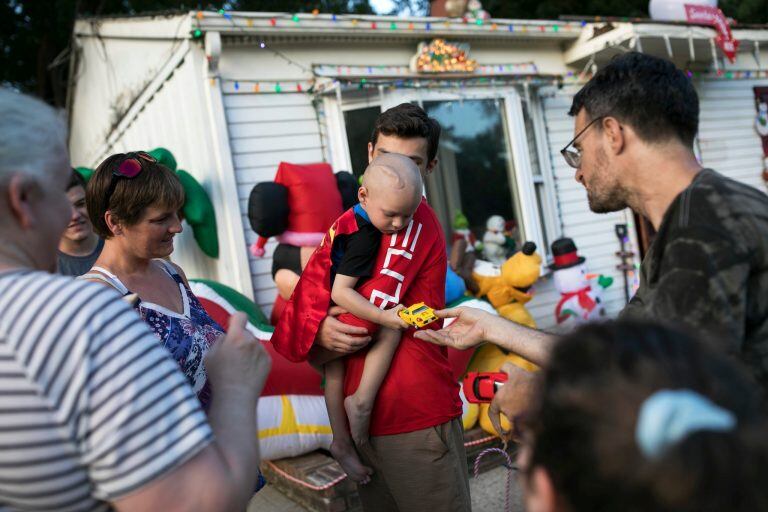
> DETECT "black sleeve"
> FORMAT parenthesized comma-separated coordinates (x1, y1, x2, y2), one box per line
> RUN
(621, 222, 749, 355)
(336, 223, 381, 278)
(271, 243, 303, 280)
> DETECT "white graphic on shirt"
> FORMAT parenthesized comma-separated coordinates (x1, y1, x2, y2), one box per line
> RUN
(369, 220, 422, 309)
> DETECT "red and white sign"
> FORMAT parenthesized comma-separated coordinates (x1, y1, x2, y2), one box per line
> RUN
(685, 4, 739, 63)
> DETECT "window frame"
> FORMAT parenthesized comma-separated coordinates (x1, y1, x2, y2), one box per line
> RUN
(324, 85, 560, 264)
(524, 89, 563, 260)
(323, 87, 382, 174)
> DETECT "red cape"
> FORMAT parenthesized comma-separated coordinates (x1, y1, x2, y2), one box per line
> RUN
(272, 207, 373, 362)
(272, 200, 462, 435)
(272, 200, 438, 362)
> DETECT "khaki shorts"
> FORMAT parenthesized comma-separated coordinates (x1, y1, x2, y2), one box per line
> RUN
(355, 418, 471, 512)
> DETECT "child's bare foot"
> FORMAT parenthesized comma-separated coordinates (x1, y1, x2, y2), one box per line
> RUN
(344, 394, 373, 446)
(329, 438, 372, 484)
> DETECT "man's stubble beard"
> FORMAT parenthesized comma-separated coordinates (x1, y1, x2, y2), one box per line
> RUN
(586, 147, 628, 214)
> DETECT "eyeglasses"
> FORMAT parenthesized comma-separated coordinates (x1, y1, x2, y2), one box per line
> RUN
(560, 116, 605, 169)
(103, 151, 156, 210)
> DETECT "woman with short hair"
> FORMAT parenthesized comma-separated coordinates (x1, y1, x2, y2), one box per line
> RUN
(83, 151, 223, 408)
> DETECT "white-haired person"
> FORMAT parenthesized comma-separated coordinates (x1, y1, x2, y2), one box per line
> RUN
(0, 87, 270, 511)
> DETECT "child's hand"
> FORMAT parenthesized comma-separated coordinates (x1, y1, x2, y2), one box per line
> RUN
(378, 305, 409, 330)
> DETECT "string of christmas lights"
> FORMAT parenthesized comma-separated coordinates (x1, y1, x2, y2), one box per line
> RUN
(215, 78, 317, 94)
(313, 62, 540, 78)
(685, 68, 768, 79)
(191, 8, 582, 39)
(216, 71, 595, 95)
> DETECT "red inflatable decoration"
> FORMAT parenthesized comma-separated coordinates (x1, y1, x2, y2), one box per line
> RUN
(251, 162, 344, 256)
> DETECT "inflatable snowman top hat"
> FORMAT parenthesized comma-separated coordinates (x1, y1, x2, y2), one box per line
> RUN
(548, 237, 585, 271)
(549, 237, 608, 324)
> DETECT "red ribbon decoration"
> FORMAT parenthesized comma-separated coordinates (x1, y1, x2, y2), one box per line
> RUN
(684, 4, 740, 63)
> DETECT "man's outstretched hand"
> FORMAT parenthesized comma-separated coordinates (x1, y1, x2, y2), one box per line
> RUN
(414, 306, 491, 350)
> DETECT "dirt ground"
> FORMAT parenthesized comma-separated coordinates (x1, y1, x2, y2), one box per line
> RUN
(248, 464, 525, 512)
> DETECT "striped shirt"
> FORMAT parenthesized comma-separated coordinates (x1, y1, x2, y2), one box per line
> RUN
(0, 270, 213, 511)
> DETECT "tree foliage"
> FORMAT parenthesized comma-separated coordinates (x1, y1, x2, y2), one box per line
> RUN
(0, 0, 372, 105)
(385, 0, 430, 16)
(2, 0, 765, 106)
(480, 0, 767, 24)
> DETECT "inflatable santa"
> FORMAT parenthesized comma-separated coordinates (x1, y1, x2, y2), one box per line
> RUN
(247, 162, 358, 322)
(248, 161, 357, 257)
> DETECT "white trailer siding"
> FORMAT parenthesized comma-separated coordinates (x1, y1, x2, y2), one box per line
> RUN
(68, 14, 194, 165)
(223, 88, 324, 314)
(68, 16, 253, 296)
(696, 77, 768, 191)
(527, 88, 636, 329)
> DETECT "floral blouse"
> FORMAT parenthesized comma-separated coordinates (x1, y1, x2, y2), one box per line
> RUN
(85, 260, 223, 409)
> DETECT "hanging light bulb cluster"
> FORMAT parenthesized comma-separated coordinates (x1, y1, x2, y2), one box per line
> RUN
(411, 39, 477, 73)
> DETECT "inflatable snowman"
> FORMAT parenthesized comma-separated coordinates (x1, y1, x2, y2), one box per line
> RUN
(549, 238, 612, 325)
(482, 215, 508, 265)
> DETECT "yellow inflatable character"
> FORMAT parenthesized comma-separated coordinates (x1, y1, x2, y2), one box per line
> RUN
(467, 345, 538, 434)
(469, 241, 542, 435)
(473, 241, 541, 328)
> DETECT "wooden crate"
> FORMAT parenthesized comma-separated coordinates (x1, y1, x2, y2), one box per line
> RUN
(261, 451, 361, 512)
(260, 427, 515, 512)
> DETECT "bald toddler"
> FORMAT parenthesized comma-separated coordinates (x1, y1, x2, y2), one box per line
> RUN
(319, 154, 424, 483)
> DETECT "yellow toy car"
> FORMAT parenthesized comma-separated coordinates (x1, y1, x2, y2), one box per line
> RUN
(398, 302, 438, 329)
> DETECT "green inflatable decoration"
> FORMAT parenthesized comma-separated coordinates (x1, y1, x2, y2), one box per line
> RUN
(453, 210, 469, 230)
(75, 167, 94, 183)
(148, 148, 219, 259)
(191, 278, 270, 328)
(77, 148, 220, 258)
(148, 147, 178, 171)
(176, 169, 219, 258)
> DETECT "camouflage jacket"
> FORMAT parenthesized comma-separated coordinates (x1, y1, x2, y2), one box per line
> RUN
(621, 169, 768, 390)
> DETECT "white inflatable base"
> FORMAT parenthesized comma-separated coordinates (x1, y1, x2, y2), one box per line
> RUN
(258, 395, 332, 461)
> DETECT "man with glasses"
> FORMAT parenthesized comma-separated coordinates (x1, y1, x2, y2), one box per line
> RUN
(416, 52, 768, 435)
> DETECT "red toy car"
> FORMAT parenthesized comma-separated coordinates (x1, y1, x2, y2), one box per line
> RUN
(462, 371, 508, 404)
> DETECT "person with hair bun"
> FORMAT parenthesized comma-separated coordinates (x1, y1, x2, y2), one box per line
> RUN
(518, 320, 768, 512)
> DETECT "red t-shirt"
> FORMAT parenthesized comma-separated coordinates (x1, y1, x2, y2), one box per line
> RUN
(342, 202, 462, 436)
